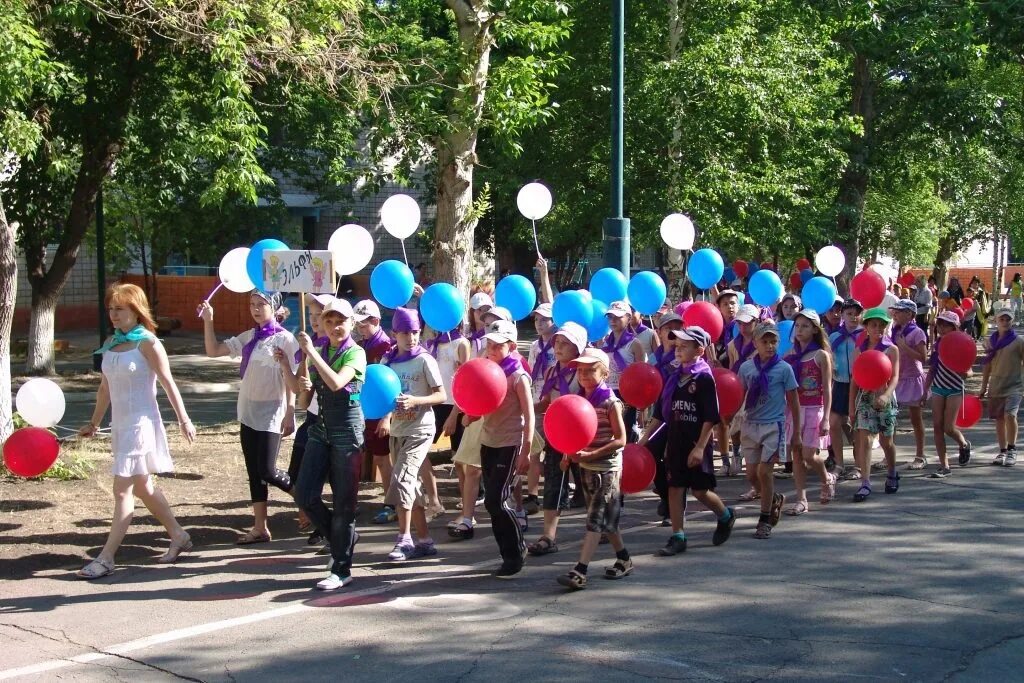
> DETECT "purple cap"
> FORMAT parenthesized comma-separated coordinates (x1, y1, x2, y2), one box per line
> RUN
(391, 307, 421, 333)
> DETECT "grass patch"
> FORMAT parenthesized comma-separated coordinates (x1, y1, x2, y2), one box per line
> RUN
(1, 413, 98, 481)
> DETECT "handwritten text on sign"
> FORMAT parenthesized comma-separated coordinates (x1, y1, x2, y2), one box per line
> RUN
(262, 250, 336, 293)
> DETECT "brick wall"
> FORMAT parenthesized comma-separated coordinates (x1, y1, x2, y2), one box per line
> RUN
(907, 267, 1011, 296)
(12, 245, 102, 335)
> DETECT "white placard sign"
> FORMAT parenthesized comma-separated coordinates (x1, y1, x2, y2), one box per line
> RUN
(262, 250, 337, 293)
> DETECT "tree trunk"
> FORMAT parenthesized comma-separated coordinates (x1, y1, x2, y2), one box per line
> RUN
(433, 1, 495, 296)
(0, 197, 16, 442)
(834, 51, 875, 295)
(932, 228, 955, 291)
(25, 292, 57, 376)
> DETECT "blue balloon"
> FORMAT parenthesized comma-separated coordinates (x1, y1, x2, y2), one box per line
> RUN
(749, 270, 784, 307)
(777, 320, 795, 356)
(553, 290, 593, 328)
(589, 268, 628, 304)
(246, 238, 289, 291)
(495, 274, 537, 321)
(803, 276, 838, 315)
(799, 268, 815, 285)
(687, 249, 725, 290)
(370, 260, 415, 309)
(627, 271, 667, 315)
(421, 283, 465, 332)
(586, 300, 610, 342)
(723, 266, 736, 284)
(361, 364, 402, 419)
(747, 261, 760, 276)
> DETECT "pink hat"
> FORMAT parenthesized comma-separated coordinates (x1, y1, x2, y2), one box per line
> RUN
(391, 307, 421, 333)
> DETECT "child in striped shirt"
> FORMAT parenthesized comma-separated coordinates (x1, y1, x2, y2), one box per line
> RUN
(923, 311, 972, 478)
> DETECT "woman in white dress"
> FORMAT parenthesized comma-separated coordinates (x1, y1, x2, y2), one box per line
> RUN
(77, 284, 196, 579)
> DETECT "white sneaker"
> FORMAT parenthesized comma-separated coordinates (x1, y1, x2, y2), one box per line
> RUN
(316, 573, 353, 591)
(993, 452, 1006, 466)
(1005, 451, 1017, 467)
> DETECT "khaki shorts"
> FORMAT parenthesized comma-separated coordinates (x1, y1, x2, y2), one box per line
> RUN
(385, 433, 432, 509)
(453, 419, 483, 468)
(741, 420, 787, 465)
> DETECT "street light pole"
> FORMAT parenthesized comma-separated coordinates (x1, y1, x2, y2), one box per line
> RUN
(602, 0, 630, 277)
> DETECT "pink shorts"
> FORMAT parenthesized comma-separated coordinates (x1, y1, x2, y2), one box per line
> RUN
(785, 405, 830, 451)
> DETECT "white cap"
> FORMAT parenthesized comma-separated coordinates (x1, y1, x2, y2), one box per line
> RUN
(571, 347, 610, 367)
(554, 322, 588, 354)
(470, 292, 493, 310)
(483, 320, 518, 343)
(309, 293, 335, 307)
(997, 306, 1014, 319)
(486, 306, 514, 322)
(322, 298, 354, 318)
(605, 300, 632, 318)
(736, 304, 760, 323)
(936, 310, 960, 326)
(533, 303, 553, 318)
(352, 299, 381, 322)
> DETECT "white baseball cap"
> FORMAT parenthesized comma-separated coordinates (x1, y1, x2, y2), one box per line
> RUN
(470, 292, 494, 310)
(486, 306, 514, 322)
(352, 299, 381, 322)
(996, 307, 1014, 319)
(309, 293, 336, 307)
(483, 320, 518, 343)
(322, 298, 354, 318)
(554, 322, 588, 354)
(735, 304, 760, 323)
(533, 303, 553, 318)
(606, 300, 632, 318)
(571, 347, 610, 367)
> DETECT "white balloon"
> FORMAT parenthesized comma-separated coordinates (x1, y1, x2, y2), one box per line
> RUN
(815, 245, 846, 277)
(329, 224, 375, 275)
(16, 378, 66, 428)
(218, 248, 256, 293)
(659, 213, 695, 251)
(516, 182, 553, 221)
(870, 262, 896, 284)
(380, 194, 421, 239)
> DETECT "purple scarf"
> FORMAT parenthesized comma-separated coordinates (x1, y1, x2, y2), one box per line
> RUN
(984, 329, 1018, 365)
(498, 354, 522, 377)
(603, 329, 636, 371)
(733, 335, 755, 365)
(294, 332, 329, 363)
(833, 324, 862, 349)
(722, 321, 736, 347)
(823, 318, 838, 336)
(893, 321, 920, 342)
(659, 359, 711, 423)
(240, 320, 286, 379)
(581, 381, 614, 407)
(653, 345, 675, 378)
(541, 362, 576, 398)
(426, 328, 463, 356)
(530, 335, 554, 381)
(860, 334, 893, 354)
(360, 327, 391, 353)
(634, 321, 650, 334)
(469, 327, 486, 354)
(384, 342, 426, 365)
(929, 336, 942, 370)
(745, 354, 781, 411)
(786, 341, 820, 381)
(321, 335, 356, 369)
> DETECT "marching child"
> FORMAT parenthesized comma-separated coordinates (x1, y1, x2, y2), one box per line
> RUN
(639, 327, 735, 556)
(737, 322, 799, 538)
(713, 289, 740, 475)
(556, 348, 633, 589)
(729, 304, 761, 493)
(524, 302, 557, 514)
(829, 299, 863, 480)
(646, 312, 683, 523)
(603, 300, 648, 438)
(980, 307, 1024, 467)
(891, 300, 929, 469)
(923, 311, 972, 478)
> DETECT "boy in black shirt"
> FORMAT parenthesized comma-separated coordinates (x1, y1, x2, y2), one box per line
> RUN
(639, 326, 736, 556)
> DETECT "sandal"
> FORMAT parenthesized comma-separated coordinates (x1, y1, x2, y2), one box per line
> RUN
(783, 501, 808, 516)
(768, 493, 785, 527)
(77, 557, 114, 579)
(447, 522, 474, 540)
(753, 522, 772, 539)
(158, 533, 192, 564)
(908, 457, 927, 470)
(604, 557, 634, 580)
(236, 530, 271, 545)
(527, 536, 559, 556)
(556, 569, 587, 590)
(853, 484, 871, 502)
(820, 473, 836, 505)
(738, 488, 761, 502)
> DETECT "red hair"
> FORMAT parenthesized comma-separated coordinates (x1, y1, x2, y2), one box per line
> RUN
(106, 283, 157, 332)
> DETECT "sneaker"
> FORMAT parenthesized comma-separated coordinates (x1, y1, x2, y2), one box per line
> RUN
(884, 471, 900, 494)
(958, 441, 972, 467)
(930, 466, 952, 478)
(1005, 451, 1017, 467)
(993, 451, 1006, 466)
(410, 541, 438, 559)
(660, 517, 671, 527)
(524, 495, 540, 516)
(316, 573, 353, 591)
(475, 495, 486, 508)
(604, 557, 634, 579)
(658, 535, 687, 556)
(712, 509, 736, 546)
(516, 509, 528, 533)
(387, 540, 416, 561)
(494, 560, 523, 579)
(374, 506, 397, 524)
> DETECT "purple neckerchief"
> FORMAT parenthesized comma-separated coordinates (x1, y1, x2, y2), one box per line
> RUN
(984, 329, 1018, 365)
(745, 353, 781, 411)
(733, 335, 755, 365)
(634, 321, 650, 334)
(722, 321, 736, 347)
(295, 332, 329, 363)
(759, 307, 775, 322)
(359, 327, 391, 354)
(658, 359, 711, 424)
(929, 336, 942, 370)
(653, 346, 675, 379)
(541, 362, 576, 398)
(469, 328, 486, 354)
(426, 328, 462, 356)
(384, 342, 426, 365)
(860, 334, 893, 354)
(499, 354, 522, 377)
(530, 335, 554, 381)
(786, 341, 820, 381)
(321, 335, 356, 369)
(603, 329, 636, 371)
(823, 318, 838, 336)
(893, 321, 920, 342)
(580, 381, 614, 407)
(240, 320, 286, 379)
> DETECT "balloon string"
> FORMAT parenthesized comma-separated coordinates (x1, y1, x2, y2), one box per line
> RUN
(531, 219, 542, 260)
(400, 239, 409, 267)
(648, 423, 665, 440)
(198, 282, 225, 318)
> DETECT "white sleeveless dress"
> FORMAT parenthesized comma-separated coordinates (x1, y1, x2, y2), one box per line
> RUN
(102, 344, 174, 476)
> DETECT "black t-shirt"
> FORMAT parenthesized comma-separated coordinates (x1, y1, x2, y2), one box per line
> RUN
(653, 373, 721, 471)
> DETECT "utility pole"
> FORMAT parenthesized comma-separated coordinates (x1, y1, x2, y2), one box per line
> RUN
(602, 0, 630, 277)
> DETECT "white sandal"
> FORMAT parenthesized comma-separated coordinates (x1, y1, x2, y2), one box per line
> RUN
(77, 558, 114, 579)
(158, 533, 193, 564)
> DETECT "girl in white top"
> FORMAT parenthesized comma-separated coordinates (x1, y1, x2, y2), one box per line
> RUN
(77, 284, 196, 579)
(631, 308, 660, 359)
(197, 290, 300, 545)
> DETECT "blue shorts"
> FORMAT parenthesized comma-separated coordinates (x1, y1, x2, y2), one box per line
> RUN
(931, 386, 961, 399)
(831, 381, 851, 416)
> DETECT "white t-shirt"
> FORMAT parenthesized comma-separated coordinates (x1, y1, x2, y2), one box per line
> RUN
(605, 335, 641, 390)
(636, 327, 658, 359)
(527, 336, 556, 402)
(433, 339, 465, 407)
(880, 291, 899, 311)
(386, 353, 444, 438)
(225, 329, 300, 432)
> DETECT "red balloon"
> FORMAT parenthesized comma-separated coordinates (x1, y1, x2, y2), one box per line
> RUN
(938, 331, 976, 373)
(962, 297, 975, 312)
(850, 269, 886, 308)
(796, 258, 811, 271)
(3, 427, 60, 478)
(682, 301, 724, 343)
(711, 367, 744, 418)
(789, 273, 802, 290)
(951, 307, 965, 321)
(852, 350, 892, 391)
(452, 358, 508, 416)
(956, 394, 982, 429)
(619, 363, 664, 409)
(899, 272, 916, 288)
(620, 444, 657, 494)
(760, 261, 774, 272)
(732, 260, 749, 278)
(544, 394, 598, 455)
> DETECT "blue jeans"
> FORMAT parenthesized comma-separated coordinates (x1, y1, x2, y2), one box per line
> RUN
(295, 421, 363, 577)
